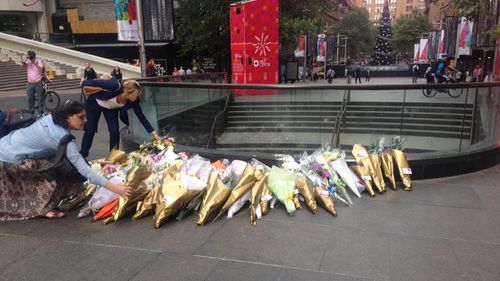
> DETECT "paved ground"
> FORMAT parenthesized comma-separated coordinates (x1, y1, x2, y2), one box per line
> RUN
(1, 77, 499, 281)
(1, 165, 499, 281)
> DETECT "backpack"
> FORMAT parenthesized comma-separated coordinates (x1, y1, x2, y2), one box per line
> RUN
(38, 134, 87, 184)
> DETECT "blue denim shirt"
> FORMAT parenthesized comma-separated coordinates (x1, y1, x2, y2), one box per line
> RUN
(0, 115, 108, 187)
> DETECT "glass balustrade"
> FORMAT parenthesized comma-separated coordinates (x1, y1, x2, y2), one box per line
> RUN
(127, 82, 500, 162)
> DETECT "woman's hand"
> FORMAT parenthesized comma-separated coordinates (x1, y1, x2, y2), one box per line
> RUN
(105, 181, 134, 199)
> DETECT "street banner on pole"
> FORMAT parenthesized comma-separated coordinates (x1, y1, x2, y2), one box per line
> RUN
(438, 30, 446, 58)
(316, 34, 326, 62)
(294, 34, 305, 57)
(419, 38, 428, 62)
(114, 0, 138, 41)
(456, 17, 473, 57)
(414, 43, 420, 63)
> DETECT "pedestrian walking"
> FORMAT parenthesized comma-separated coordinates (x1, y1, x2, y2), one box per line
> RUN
(354, 65, 362, 84)
(412, 64, 420, 84)
(326, 68, 335, 84)
(22, 50, 45, 115)
(365, 68, 371, 82)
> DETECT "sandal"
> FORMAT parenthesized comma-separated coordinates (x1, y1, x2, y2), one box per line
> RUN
(44, 210, 66, 219)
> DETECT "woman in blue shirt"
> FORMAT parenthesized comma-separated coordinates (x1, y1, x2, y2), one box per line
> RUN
(80, 78, 158, 158)
(0, 101, 133, 220)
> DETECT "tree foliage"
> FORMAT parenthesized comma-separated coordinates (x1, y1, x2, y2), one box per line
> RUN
(174, 0, 231, 60)
(334, 8, 374, 59)
(392, 12, 432, 55)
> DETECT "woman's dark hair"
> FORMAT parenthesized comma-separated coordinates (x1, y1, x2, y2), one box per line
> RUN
(52, 100, 85, 128)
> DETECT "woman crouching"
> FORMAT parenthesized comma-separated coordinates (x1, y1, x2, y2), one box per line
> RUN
(0, 100, 133, 220)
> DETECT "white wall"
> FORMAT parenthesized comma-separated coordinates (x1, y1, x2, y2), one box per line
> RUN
(0, 32, 141, 79)
(0, 0, 44, 12)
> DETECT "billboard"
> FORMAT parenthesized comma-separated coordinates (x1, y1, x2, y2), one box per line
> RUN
(142, 0, 175, 42)
(230, 0, 279, 90)
(114, 0, 138, 41)
(316, 34, 326, 62)
(419, 38, 428, 62)
(294, 34, 305, 57)
(456, 17, 473, 57)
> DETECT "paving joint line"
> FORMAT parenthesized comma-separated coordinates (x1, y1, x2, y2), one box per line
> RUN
(192, 254, 385, 281)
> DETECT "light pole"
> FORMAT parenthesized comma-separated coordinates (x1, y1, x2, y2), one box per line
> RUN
(136, 0, 147, 78)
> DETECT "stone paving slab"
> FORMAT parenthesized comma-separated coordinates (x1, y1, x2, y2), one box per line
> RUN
(1, 166, 500, 281)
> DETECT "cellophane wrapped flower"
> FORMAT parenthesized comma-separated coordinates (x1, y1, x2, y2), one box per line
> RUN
(390, 136, 412, 191)
(267, 166, 297, 215)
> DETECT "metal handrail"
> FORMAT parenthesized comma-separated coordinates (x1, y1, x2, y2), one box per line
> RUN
(206, 88, 233, 148)
(139, 81, 500, 90)
(331, 89, 350, 147)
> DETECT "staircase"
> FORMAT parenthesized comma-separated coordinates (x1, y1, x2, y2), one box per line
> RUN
(0, 47, 84, 91)
(215, 99, 474, 155)
(0, 60, 82, 92)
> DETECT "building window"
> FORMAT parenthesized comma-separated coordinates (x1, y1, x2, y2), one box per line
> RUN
(407, 0, 412, 3)
(406, 5, 412, 12)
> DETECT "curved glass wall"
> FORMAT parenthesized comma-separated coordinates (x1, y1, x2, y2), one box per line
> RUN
(128, 82, 500, 162)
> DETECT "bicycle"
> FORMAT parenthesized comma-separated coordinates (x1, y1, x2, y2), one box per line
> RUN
(38, 80, 61, 112)
(422, 71, 463, 98)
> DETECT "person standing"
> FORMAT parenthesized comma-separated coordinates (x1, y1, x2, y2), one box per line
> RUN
(83, 63, 97, 81)
(110, 65, 123, 82)
(354, 65, 362, 84)
(326, 67, 335, 84)
(412, 64, 420, 84)
(22, 50, 45, 115)
(365, 68, 371, 82)
(471, 64, 483, 82)
(146, 58, 157, 77)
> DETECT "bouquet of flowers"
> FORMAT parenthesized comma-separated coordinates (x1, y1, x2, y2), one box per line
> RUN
(326, 149, 364, 198)
(133, 164, 180, 221)
(102, 153, 153, 224)
(249, 159, 272, 225)
(267, 166, 298, 215)
(309, 154, 352, 205)
(278, 154, 319, 214)
(390, 136, 412, 191)
(196, 159, 243, 225)
(297, 152, 347, 207)
(215, 160, 256, 220)
(352, 144, 385, 193)
(371, 137, 397, 190)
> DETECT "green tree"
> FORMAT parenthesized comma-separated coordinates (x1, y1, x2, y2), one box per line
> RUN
(280, 0, 338, 52)
(174, 0, 231, 60)
(334, 8, 374, 59)
(392, 12, 432, 55)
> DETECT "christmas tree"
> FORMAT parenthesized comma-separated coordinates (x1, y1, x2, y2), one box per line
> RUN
(371, 1, 394, 65)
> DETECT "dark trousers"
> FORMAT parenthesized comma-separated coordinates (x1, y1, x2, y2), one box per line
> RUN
(355, 75, 361, 83)
(26, 82, 44, 114)
(80, 98, 120, 158)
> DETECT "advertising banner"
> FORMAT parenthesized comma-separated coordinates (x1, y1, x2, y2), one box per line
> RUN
(114, 0, 138, 41)
(294, 34, 305, 57)
(419, 38, 428, 62)
(438, 30, 446, 58)
(414, 43, 420, 63)
(444, 16, 458, 56)
(427, 31, 439, 60)
(456, 17, 473, 57)
(316, 34, 326, 62)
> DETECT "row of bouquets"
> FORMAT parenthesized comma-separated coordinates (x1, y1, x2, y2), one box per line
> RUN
(65, 142, 412, 229)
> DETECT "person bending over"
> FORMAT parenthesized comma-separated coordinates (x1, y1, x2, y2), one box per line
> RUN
(0, 100, 133, 220)
(80, 78, 158, 158)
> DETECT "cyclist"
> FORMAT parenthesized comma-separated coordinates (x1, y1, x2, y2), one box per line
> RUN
(435, 55, 457, 83)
